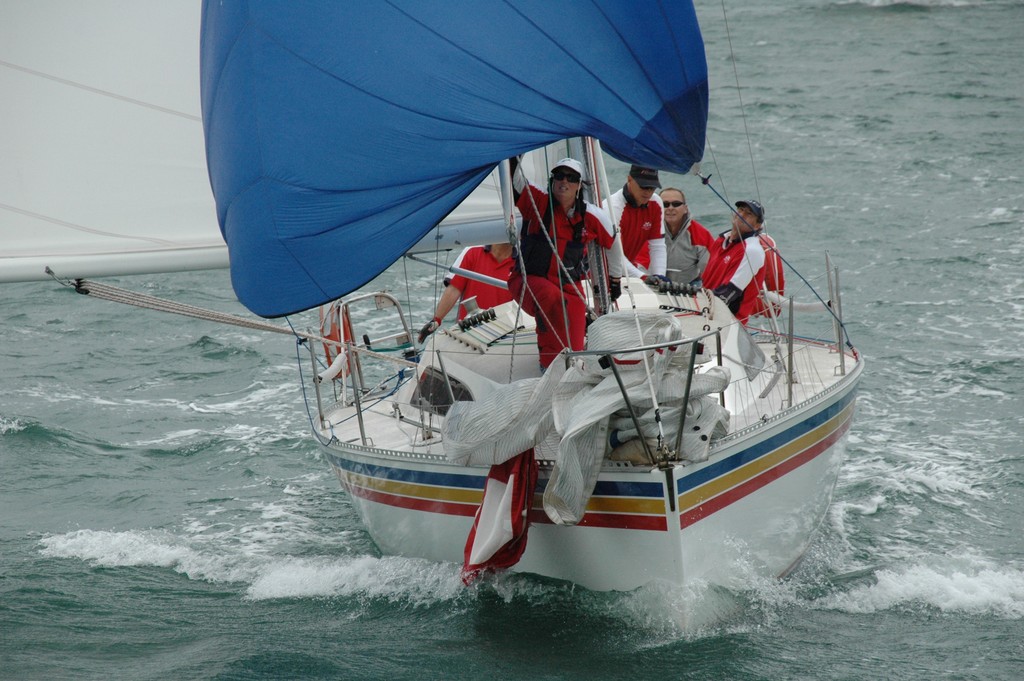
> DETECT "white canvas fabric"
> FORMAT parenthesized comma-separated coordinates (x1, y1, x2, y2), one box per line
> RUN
(441, 310, 733, 525)
(443, 360, 566, 466)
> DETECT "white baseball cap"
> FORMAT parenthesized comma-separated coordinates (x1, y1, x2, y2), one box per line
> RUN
(552, 158, 584, 177)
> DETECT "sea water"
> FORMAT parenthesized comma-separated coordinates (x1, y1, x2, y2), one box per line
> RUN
(2, 1, 1022, 679)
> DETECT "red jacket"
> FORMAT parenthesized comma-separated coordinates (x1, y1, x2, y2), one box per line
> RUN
(449, 246, 515, 319)
(749, 232, 785, 317)
(702, 232, 766, 323)
(515, 182, 614, 282)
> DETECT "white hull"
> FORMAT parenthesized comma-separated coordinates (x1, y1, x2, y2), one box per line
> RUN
(311, 282, 862, 595)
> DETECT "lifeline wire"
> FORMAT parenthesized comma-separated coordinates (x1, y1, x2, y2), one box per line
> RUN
(58, 273, 342, 349)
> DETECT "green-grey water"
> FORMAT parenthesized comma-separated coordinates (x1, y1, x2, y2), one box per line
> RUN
(3, 1, 1022, 679)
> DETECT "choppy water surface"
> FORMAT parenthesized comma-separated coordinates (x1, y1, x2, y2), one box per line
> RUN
(2, 1, 1022, 679)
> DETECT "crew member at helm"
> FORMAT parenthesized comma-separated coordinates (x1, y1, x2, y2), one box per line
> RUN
(508, 157, 624, 368)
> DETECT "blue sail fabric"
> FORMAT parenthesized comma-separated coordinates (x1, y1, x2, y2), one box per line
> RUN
(201, 1, 708, 317)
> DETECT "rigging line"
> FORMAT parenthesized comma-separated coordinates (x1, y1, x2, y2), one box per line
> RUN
(584, 140, 663, 433)
(702, 137, 729, 203)
(699, 177, 825, 311)
(0, 59, 201, 121)
(404, 254, 508, 290)
(511, 162, 582, 345)
(74, 274, 429, 363)
(618, 281, 668, 449)
(519, 160, 597, 315)
(63, 275, 343, 348)
(293, 338, 336, 446)
(415, 227, 459, 339)
(719, 0, 762, 202)
(400, 254, 414, 324)
(691, 177, 854, 345)
(499, 158, 525, 384)
(697, 171, 765, 255)
(548, 176, 578, 345)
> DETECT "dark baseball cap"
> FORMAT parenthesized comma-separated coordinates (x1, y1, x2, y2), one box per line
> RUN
(629, 165, 661, 189)
(735, 199, 764, 223)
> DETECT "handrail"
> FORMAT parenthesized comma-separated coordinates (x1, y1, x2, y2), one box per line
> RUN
(566, 327, 722, 360)
(567, 327, 724, 463)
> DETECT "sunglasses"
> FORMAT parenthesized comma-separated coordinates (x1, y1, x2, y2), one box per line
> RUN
(663, 201, 686, 208)
(551, 171, 581, 183)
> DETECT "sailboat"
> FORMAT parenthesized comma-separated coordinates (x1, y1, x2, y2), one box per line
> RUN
(3, 1, 862, 613)
(198, 1, 862, 599)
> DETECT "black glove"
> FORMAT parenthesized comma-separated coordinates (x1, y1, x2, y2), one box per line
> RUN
(417, 317, 441, 344)
(643, 273, 671, 289)
(712, 283, 743, 314)
(609, 278, 621, 302)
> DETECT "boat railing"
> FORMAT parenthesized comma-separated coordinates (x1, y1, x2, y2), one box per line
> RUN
(825, 252, 847, 376)
(566, 327, 724, 466)
(308, 292, 419, 437)
(306, 258, 854, 452)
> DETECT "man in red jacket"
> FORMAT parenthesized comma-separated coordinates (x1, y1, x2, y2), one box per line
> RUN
(417, 243, 515, 343)
(750, 223, 786, 318)
(603, 165, 665, 281)
(702, 200, 766, 324)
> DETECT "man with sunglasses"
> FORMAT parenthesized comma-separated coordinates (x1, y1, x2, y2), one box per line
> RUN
(603, 165, 667, 285)
(508, 157, 624, 369)
(660, 187, 713, 286)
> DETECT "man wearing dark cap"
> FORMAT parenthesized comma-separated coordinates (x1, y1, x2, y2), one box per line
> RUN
(702, 199, 767, 324)
(603, 165, 666, 285)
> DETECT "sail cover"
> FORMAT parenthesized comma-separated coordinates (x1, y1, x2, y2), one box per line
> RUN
(0, 2, 225, 284)
(201, 1, 708, 317)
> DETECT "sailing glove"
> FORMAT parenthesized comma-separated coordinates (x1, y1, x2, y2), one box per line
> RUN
(643, 274, 671, 288)
(418, 317, 441, 344)
(609, 278, 621, 302)
(712, 283, 743, 314)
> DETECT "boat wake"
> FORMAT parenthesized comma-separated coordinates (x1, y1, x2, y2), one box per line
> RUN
(812, 555, 1024, 619)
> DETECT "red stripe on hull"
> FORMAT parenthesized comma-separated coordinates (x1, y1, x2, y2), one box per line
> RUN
(341, 481, 478, 517)
(342, 479, 668, 531)
(337, 408, 852, 535)
(680, 413, 852, 529)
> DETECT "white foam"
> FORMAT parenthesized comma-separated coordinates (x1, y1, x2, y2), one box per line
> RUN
(0, 416, 28, 434)
(127, 428, 205, 447)
(245, 555, 465, 604)
(39, 529, 256, 584)
(841, 1, 978, 12)
(816, 556, 1024, 618)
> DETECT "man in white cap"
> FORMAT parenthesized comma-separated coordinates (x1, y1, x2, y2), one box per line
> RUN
(508, 157, 624, 369)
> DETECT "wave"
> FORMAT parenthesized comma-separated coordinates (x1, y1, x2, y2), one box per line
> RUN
(0, 414, 29, 435)
(829, 0, 983, 10)
(814, 555, 1024, 618)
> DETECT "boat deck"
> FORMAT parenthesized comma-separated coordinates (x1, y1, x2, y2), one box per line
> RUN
(317, 330, 856, 465)
(312, 282, 859, 466)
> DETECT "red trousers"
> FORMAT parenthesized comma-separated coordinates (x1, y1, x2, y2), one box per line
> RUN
(509, 271, 587, 368)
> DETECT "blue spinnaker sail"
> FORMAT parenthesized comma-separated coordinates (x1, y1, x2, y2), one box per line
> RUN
(201, 1, 708, 317)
